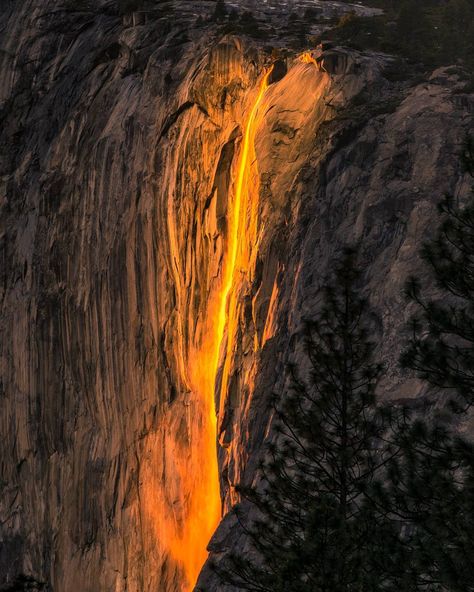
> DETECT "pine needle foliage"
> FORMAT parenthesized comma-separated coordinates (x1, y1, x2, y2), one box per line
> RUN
(212, 248, 397, 592)
(401, 137, 474, 411)
(208, 145, 474, 592)
(390, 137, 474, 590)
(379, 413, 474, 591)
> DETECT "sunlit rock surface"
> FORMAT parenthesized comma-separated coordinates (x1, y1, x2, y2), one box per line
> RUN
(1, 1, 473, 591)
(227, 0, 382, 20)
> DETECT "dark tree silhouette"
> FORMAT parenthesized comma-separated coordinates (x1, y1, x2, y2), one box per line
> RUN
(401, 137, 474, 411)
(212, 249, 399, 592)
(212, 0, 227, 22)
(210, 241, 474, 592)
(384, 138, 474, 591)
(381, 415, 474, 592)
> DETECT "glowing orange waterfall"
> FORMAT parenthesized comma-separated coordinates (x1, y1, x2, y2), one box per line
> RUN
(185, 67, 272, 588)
(144, 67, 273, 592)
(300, 51, 318, 66)
(214, 67, 273, 412)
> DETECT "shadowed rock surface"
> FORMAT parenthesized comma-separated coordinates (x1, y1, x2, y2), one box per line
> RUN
(1, 1, 473, 591)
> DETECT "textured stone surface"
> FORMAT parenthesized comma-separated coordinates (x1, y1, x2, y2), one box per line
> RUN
(1, 2, 473, 592)
(198, 64, 474, 592)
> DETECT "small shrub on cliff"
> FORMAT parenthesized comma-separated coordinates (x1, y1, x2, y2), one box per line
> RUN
(239, 11, 264, 38)
(211, 0, 227, 22)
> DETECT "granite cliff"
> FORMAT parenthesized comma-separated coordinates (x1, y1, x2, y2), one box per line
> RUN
(1, 1, 473, 591)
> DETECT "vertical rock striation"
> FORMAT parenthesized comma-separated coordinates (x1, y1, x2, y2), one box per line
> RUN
(1, 2, 473, 592)
(198, 58, 474, 592)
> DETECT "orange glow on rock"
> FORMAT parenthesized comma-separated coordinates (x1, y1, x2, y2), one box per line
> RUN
(144, 67, 274, 592)
(300, 51, 318, 67)
(261, 272, 280, 346)
(216, 67, 273, 416)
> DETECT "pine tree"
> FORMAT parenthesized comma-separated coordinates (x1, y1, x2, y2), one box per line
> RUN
(440, 0, 474, 66)
(387, 137, 474, 591)
(212, 249, 398, 591)
(379, 409, 474, 591)
(397, 0, 430, 51)
(401, 137, 474, 411)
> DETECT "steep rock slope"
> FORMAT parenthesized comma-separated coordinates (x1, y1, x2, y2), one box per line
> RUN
(199, 63, 474, 587)
(1, 2, 473, 592)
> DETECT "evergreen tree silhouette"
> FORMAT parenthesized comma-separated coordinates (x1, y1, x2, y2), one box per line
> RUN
(372, 398, 474, 591)
(401, 137, 474, 411)
(212, 249, 399, 591)
(209, 144, 474, 590)
(389, 137, 474, 590)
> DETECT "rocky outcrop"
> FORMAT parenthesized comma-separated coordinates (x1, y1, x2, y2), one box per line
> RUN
(1, 1, 473, 592)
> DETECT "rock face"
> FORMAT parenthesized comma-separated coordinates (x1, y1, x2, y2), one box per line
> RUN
(1, 2, 473, 592)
